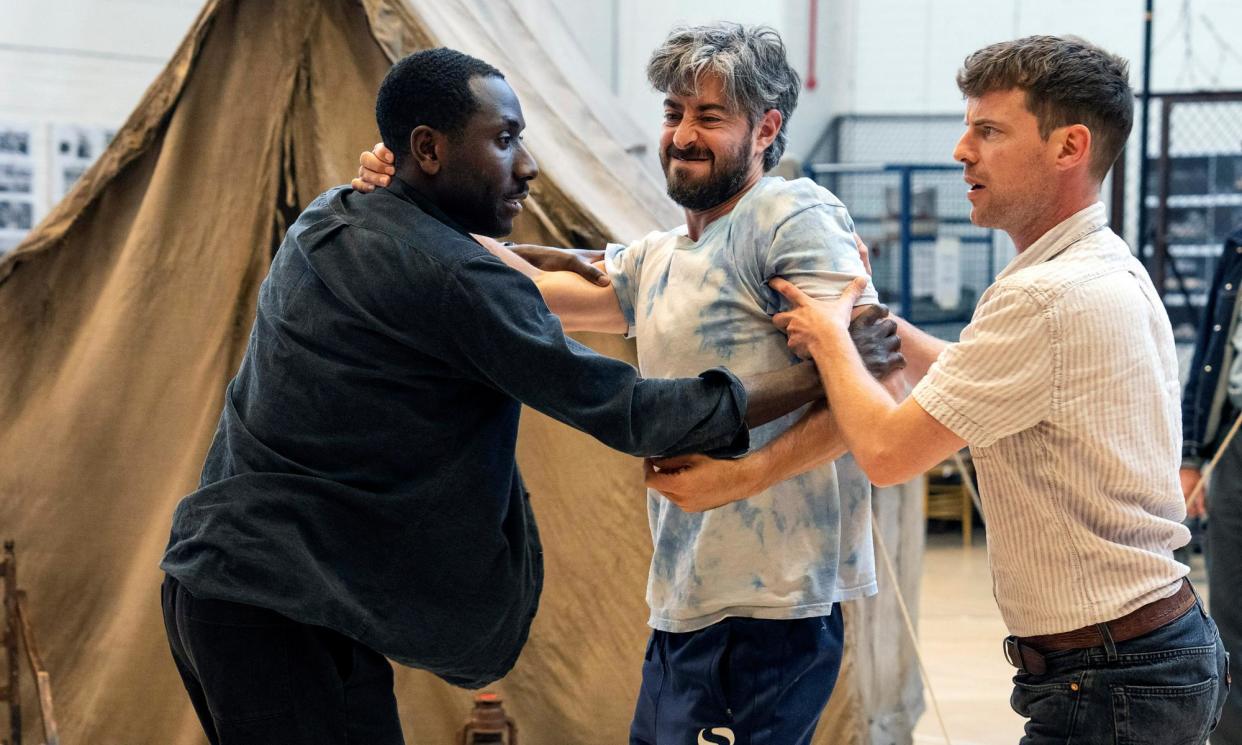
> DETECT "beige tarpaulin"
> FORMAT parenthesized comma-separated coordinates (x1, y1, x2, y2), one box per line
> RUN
(0, 0, 923, 742)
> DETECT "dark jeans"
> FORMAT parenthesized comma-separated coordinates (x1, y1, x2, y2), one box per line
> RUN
(1010, 601, 1229, 745)
(1208, 437, 1242, 745)
(161, 575, 404, 745)
(630, 612, 845, 745)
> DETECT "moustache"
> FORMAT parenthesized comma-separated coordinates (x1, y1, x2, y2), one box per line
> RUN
(665, 145, 713, 162)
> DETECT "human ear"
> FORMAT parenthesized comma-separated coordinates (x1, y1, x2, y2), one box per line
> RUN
(755, 109, 782, 151)
(1055, 124, 1092, 172)
(410, 125, 442, 176)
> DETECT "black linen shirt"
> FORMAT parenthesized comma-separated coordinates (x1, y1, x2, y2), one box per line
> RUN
(161, 179, 749, 688)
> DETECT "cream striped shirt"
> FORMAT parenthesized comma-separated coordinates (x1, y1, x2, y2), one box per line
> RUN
(912, 202, 1190, 637)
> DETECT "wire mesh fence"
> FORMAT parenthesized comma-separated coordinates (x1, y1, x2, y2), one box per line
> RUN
(1128, 92, 1242, 337)
(807, 163, 1004, 338)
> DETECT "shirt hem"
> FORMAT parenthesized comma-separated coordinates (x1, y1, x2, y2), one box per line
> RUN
(1001, 573, 1188, 637)
(648, 581, 879, 633)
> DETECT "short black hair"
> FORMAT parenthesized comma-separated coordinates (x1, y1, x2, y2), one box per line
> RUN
(375, 47, 505, 168)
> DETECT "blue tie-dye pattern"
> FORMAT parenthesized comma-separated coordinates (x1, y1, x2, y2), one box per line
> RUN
(605, 178, 881, 633)
(643, 268, 671, 320)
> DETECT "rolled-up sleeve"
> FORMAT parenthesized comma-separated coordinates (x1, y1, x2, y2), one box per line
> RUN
(445, 255, 749, 458)
(911, 288, 1054, 448)
(604, 240, 643, 338)
(762, 204, 879, 310)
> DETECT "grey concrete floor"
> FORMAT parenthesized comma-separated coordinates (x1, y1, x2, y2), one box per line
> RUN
(910, 529, 1210, 745)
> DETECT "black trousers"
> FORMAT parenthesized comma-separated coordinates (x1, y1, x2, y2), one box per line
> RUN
(1208, 439, 1242, 745)
(161, 575, 404, 745)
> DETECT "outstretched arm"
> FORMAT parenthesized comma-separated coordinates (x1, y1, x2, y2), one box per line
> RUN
(643, 304, 903, 511)
(646, 401, 846, 512)
(471, 234, 626, 333)
(773, 277, 966, 486)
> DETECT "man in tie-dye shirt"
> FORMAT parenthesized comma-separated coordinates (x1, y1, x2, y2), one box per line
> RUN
(355, 24, 893, 745)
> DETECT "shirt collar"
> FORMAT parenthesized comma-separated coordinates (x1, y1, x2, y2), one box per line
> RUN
(383, 176, 473, 238)
(996, 202, 1109, 280)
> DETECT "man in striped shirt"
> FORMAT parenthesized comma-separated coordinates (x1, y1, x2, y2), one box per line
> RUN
(656, 36, 1231, 744)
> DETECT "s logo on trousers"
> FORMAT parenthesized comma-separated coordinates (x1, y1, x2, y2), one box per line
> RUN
(697, 727, 736, 745)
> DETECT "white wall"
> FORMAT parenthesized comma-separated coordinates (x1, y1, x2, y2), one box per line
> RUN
(0, 0, 200, 244)
(0, 0, 200, 122)
(548, 0, 1242, 165)
(845, 0, 1242, 115)
(3, 0, 1241, 193)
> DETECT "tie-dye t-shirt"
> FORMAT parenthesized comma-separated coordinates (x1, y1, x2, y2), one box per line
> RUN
(605, 176, 880, 632)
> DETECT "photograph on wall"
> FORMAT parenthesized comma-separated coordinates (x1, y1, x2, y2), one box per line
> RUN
(53, 124, 114, 201)
(0, 120, 38, 255)
(0, 123, 32, 158)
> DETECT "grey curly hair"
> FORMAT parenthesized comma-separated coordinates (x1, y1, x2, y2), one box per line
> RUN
(646, 23, 800, 171)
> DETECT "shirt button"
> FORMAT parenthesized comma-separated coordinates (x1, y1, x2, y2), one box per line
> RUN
(1215, 324, 1223, 332)
(1227, 283, 1234, 291)
(1206, 365, 1213, 372)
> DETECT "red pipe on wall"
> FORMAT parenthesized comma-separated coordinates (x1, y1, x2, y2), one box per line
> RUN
(806, 0, 818, 90)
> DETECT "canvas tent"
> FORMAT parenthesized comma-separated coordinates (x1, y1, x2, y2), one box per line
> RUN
(0, 0, 925, 742)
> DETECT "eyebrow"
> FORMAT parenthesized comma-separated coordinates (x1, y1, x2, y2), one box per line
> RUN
(968, 117, 1003, 128)
(662, 99, 730, 114)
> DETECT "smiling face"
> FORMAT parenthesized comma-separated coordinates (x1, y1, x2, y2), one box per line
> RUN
(434, 76, 538, 237)
(658, 73, 762, 212)
(953, 88, 1062, 246)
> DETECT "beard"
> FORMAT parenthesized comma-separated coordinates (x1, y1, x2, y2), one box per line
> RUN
(661, 137, 754, 212)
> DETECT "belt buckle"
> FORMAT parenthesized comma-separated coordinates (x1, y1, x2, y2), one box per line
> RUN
(1003, 636, 1024, 670)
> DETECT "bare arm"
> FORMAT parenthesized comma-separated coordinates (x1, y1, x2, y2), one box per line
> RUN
(472, 235, 626, 333)
(892, 314, 948, 382)
(774, 278, 965, 487)
(646, 401, 846, 512)
(642, 303, 904, 511)
(735, 360, 824, 429)
(532, 270, 627, 334)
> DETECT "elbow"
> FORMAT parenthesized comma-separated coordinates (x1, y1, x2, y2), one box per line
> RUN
(856, 445, 915, 488)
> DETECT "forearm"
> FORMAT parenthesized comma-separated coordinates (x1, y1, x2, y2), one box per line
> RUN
(892, 315, 947, 382)
(642, 400, 846, 512)
(737, 360, 824, 428)
(745, 401, 847, 490)
(473, 235, 543, 279)
(810, 329, 910, 482)
(532, 271, 627, 333)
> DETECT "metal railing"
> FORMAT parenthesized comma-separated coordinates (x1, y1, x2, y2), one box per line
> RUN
(806, 162, 1001, 338)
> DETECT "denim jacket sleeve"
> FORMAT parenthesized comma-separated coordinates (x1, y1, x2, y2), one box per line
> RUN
(441, 254, 750, 458)
(1182, 228, 1242, 466)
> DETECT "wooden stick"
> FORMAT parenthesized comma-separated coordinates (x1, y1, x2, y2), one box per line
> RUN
(872, 517, 953, 745)
(1186, 411, 1242, 507)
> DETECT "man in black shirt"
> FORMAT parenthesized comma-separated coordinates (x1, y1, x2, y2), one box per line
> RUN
(160, 48, 899, 744)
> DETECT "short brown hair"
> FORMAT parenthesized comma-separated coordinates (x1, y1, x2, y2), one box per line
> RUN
(957, 35, 1133, 180)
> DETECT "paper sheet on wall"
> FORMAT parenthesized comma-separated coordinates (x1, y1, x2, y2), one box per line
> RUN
(0, 121, 37, 254)
(53, 124, 115, 201)
(933, 235, 962, 310)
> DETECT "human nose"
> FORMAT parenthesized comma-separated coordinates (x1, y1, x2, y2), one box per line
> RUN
(515, 141, 538, 182)
(952, 131, 974, 165)
(672, 118, 698, 151)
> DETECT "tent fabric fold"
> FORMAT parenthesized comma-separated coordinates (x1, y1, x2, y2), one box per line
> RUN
(0, 1, 922, 742)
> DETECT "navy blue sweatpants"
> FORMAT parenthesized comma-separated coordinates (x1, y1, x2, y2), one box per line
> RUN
(629, 611, 845, 745)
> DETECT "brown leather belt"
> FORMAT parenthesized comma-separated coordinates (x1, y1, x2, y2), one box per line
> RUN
(1003, 579, 1196, 675)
